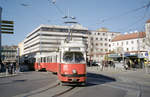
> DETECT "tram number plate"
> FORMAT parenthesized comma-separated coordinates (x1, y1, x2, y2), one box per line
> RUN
(69, 78, 79, 82)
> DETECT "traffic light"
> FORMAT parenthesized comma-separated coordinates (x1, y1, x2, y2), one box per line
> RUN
(1, 20, 14, 34)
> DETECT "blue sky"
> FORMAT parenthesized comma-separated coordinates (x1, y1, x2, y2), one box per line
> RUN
(0, 0, 150, 46)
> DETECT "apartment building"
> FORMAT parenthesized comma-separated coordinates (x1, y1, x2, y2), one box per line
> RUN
(1, 45, 18, 63)
(88, 28, 120, 62)
(111, 32, 147, 58)
(145, 19, 150, 60)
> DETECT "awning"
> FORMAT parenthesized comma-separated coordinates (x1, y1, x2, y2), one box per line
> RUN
(108, 54, 121, 58)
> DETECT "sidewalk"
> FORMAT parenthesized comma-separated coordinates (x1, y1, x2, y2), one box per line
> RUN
(0, 72, 19, 78)
(87, 66, 148, 74)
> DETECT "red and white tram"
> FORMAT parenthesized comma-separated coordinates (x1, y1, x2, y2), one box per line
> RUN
(57, 40, 87, 85)
(34, 40, 87, 85)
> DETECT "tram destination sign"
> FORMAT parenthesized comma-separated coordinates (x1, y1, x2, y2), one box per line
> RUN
(69, 47, 80, 51)
(1, 20, 14, 34)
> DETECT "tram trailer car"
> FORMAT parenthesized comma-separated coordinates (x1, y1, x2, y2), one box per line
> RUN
(34, 53, 59, 73)
(34, 55, 47, 71)
(57, 41, 87, 85)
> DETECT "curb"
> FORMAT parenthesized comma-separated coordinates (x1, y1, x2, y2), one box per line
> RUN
(0, 73, 19, 78)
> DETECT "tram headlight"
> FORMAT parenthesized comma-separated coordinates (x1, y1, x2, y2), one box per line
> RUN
(72, 69, 77, 74)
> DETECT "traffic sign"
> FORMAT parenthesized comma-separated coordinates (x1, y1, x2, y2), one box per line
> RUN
(1, 20, 14, 34)
(145, 52, 148, 56)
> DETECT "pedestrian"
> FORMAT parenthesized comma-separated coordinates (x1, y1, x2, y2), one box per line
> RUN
(16, 63, 20, 73)
(10, 63, 14, 74)
(101, 60, 105, 71)
(5, 63, 9, 75)
(13, 63, 16, 73)
(144, 59, 149, 73)
(129, 59, 133, 69)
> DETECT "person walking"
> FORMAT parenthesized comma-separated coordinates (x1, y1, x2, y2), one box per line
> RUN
(9, 63, 14, 74)
(144, 58, 149, 73)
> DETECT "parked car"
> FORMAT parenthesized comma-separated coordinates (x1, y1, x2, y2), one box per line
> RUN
(92, 62, 101, 66)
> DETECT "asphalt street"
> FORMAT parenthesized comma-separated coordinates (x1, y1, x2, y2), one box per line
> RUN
(0, 67, 150, 97)
(0, 72, 57, 97)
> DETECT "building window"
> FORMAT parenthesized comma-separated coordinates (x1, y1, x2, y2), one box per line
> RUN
(105, 38, 107, 41)
(127, 48, 129, 51)
(105, 49, 108, 52)
(101, 49, 103, 51)
(103, 33, 105, 36)
(96, 43, 98, 46)
(100, 43, 103, 46)
(126, 41, 128, 45)
(109, 39, 111, 42)
(96, 37, 98, 40)
(109, 44, 111, 47)
(117, 42, 119, 46)
(121, 42, 123, 46)
(105, 43, 108, 46)
(143, 39, 145, 42)
(100, 38, 103, 41)
(98, 33, 100, 35)
(131, 41, 134, 44)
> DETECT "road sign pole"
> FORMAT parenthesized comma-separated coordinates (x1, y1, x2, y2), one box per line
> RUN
(0, 7, 2, 62)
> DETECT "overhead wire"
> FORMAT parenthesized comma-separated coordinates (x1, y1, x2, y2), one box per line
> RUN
(48, 0, 65, 16)
(95, 1, 150, 27)
(117, 2, 150, 32)
(20, 2, 52, 24)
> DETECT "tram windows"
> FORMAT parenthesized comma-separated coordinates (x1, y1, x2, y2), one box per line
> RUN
(75, 52, 85, 63)
(47, 57, 49, 62)
(43, 57, 46, 62)
(41, 58, 42, 63)
(63, 52, 85, 63)
(63, 52, 73, 62)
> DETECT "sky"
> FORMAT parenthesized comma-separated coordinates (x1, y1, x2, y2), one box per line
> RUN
(0, 0, 150, 46)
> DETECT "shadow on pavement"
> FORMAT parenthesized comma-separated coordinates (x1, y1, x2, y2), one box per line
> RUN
(86, 72, 116, 87)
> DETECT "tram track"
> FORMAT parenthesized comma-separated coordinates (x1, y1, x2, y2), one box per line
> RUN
(21, 82, 77, 97)
(24, 83, 59, 97)
(52, 86, 76, 97)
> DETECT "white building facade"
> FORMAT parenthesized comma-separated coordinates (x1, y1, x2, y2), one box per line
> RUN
(88, 28, 120, 62)
(145, 19, 150, 59)
(23, 24, 88, 57)
(111, 32, 147, 58)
